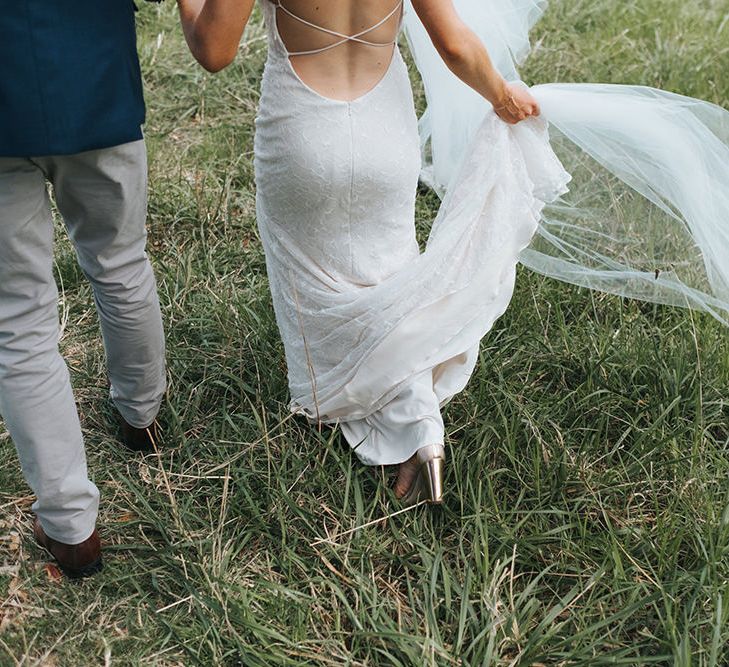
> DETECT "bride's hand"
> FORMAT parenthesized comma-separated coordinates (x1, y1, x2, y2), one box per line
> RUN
(493, 83, 541, 124)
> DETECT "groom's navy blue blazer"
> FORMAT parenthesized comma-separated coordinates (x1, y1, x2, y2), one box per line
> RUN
(0, 0, 145, 157)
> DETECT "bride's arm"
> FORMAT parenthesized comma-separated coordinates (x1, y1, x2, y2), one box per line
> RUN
(177, 0, 255, 72)
(410, 0, 539, 124)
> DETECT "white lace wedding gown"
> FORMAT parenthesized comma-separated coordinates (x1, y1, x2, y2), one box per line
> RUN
(254, 0, 570, 465)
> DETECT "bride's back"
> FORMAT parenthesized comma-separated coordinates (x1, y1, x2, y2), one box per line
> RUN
(272, 0, 403, 101)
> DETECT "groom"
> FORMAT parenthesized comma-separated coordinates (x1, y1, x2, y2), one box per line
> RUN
(0, 0, 166, 577)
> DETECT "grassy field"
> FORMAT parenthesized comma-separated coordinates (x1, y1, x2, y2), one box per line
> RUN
(2, 1, 729, 664)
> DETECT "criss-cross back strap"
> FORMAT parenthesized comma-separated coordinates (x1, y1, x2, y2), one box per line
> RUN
(274, 0, 403, 56)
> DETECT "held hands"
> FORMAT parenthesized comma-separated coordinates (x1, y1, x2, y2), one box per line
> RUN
(493, 82, 541, 124)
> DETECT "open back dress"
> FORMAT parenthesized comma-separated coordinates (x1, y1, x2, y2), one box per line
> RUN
(253, 0, 570, 465)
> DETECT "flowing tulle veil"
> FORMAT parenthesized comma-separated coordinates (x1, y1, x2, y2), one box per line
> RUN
(403, 0, 729, 326)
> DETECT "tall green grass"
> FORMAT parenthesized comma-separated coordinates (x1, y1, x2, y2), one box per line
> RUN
(1, 1, 728, 664)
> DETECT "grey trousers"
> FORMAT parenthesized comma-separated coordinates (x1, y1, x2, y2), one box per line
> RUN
(0, 140, 166, 544)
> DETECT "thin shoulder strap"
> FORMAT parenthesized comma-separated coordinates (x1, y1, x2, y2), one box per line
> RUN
(274, 1, 403, 56)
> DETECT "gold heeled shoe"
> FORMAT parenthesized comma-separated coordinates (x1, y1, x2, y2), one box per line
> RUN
(401, 444, 446, 506)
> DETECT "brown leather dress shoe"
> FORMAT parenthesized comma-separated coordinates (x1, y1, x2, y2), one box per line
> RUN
(33, 518, 103, 579)
(119, 416, 161, 453)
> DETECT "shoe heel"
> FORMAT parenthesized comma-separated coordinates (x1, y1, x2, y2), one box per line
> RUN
(424, 456, 444, 504)
(64, 557, 104, 580)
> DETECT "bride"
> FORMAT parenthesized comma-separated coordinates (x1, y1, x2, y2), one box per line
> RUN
(176, 0, 729, 505)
